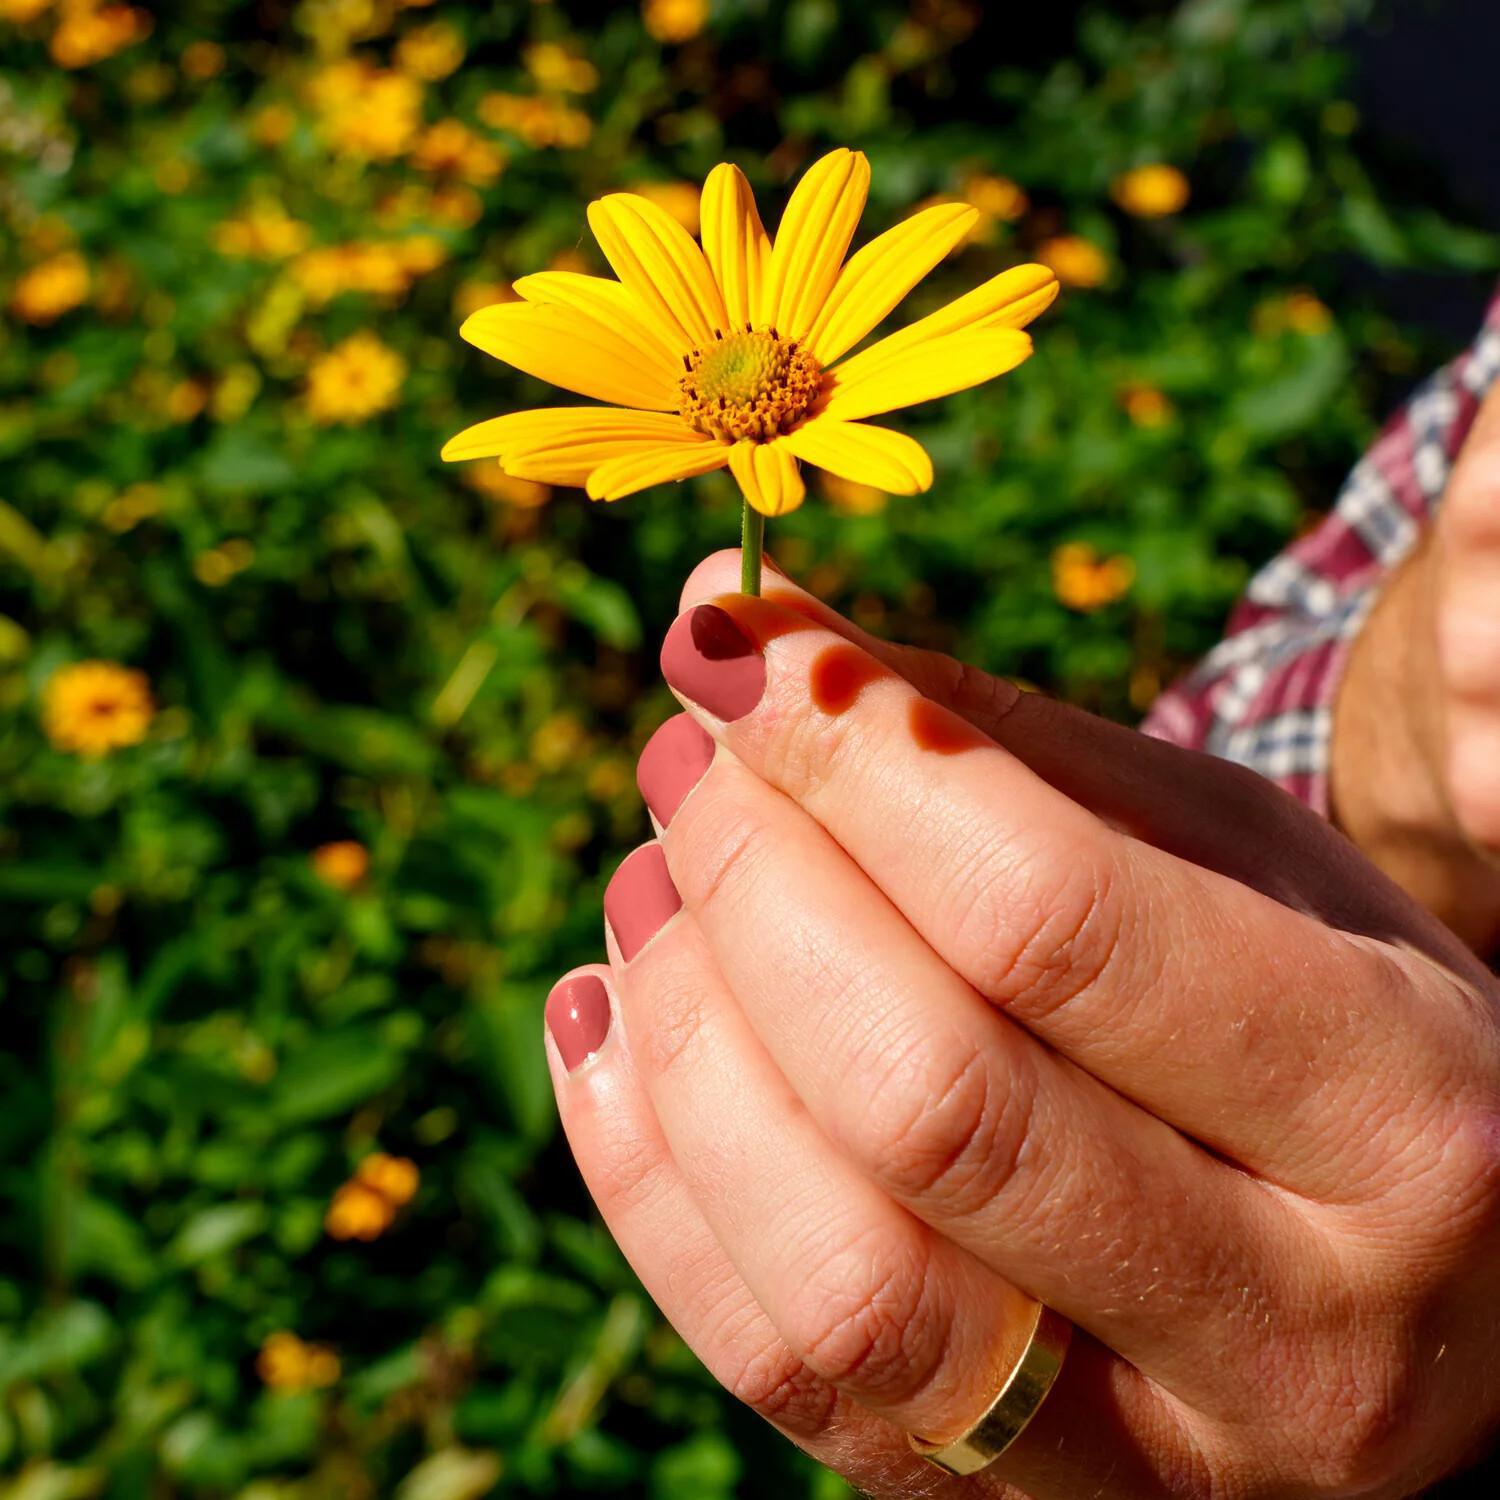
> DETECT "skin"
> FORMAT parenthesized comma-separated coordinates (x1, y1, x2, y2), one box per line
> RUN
(1333, 380, 1500, 960)
(549, 549, 1500, 1498)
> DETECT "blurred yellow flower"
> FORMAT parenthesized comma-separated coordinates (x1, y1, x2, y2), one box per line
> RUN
(180, 39, 224, 80)
(523, 41, 599, 93)
(443, 149, 1056, 516)
(257, 1331, 340, 1391)
(325, 1152, 418, 1240)
(214, 201, 311, 260)
(477, 91, 591, 149)
(357, 1151, 419, 1205)
(465, 463, 550, 508)
(304, 332, 406, 424)
(10, 252, 89, 324)
(193, 539, 254, 586)
(1284, 290, 1333, 335)
(410, 119, 506, 185)
(309, 60, 422, 159)
(820, 471, 887, 515)
(1119, 383, 1174, 428)
(42, 660, 154, 757)
(429, 184, 483, 229)
(1038, 234, 1109, 288)
(293, 242, 407, 302)
(50, 2, 150, 69)
(628, 180, 700, 235)
(643, 0, 707, 43)
(0, 0, 50, 21)
(530, 711, 586, 772)
(1253, 289, 1334, 337)
(395, 19, 463, 80)
(311, 839, 369, 889)
(249, 101, 297, 148)
(963, 172, 1028, 224)
(1052, 542, 1134, 611)
(453, 278, 516, 322)
(1111, 163, 1190, 218)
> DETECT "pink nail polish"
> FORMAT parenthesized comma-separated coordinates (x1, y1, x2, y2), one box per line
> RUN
(604, 844, 682, 962)
(546, 975, 612, 1071)
(637, 715, 715, 827)
(660, 604, 766, 722)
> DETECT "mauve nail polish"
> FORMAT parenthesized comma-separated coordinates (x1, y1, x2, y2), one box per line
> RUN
(604, 844, 682, 962)
(546, 975, 611, 1071)
(660, 604, 765, 722)
(637, 715, 714, 827)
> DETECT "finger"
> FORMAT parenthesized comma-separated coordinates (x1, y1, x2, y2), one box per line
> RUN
(656, 576, 1485, 1203)
(586, 909, 1207, 1495)
(637, 742, 1314, 1415)
(685, 550, 1478, 980)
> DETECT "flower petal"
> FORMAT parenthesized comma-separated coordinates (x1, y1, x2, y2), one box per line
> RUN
(441, 407, 693, 476)
(585, 439, 732, 501)
(726, 440, 806, 517)
(819, 328, 1034, 423)
(510, 270, 686, 373)
(761, 149, 870, 341)
(700, 163, 771, 331)
(780, 417, 932, 494)
(833, 264, 1057, 383)
(588, 193, 728, 351)
(805, 203, 979, 365)
(460, 304, 681, 410)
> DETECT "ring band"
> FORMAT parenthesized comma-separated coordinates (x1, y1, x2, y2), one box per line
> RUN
(907, 1300, 1072, 1477)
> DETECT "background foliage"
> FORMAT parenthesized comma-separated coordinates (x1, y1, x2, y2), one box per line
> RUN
(2, 0, 1497, 1495)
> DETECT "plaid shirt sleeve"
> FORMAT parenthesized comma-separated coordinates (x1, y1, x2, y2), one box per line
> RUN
(1143, 287, 1500, 816)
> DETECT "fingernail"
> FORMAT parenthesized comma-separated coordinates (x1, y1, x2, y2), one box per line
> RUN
(660, 604, 766, 723)
(637, 714, 715, 827)
(546, 975, 612, 1071)
(604, 844, 682, 962)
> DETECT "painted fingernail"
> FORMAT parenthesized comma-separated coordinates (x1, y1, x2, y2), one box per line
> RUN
(604, 844, 682, 962)
(546, 975, 612, 1071)
(660, 604, 766, 722)
(637, 714, 715, 827)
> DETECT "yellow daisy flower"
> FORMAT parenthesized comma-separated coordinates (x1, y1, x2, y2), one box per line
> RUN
(42, 660, 153, 757)
(442, 149, 1057, 519)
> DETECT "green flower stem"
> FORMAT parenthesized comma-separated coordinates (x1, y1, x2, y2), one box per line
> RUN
(741, 500, 765, 596)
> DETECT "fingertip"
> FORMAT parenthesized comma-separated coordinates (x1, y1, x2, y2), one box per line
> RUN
(679, 550, 744, 613)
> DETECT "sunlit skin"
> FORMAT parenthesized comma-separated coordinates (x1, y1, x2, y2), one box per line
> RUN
(1334, 379, 1500, 958)
(546, 548, 1500, 1499)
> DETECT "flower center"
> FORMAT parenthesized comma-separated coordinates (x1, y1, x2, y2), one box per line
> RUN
(679, 327, 822, 442)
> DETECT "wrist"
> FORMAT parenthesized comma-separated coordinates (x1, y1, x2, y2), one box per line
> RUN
(1332, 542, 1500, 957)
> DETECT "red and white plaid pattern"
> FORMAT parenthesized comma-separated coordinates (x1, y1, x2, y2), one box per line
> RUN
(1145, 287, 1500, 814)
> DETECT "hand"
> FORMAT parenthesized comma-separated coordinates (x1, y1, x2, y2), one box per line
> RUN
(1333, 381, 1500, 957)
(546, 550, 1500, 1498)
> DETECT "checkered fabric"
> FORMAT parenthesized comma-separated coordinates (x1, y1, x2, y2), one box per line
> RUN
(1144, 287, 1500, 815)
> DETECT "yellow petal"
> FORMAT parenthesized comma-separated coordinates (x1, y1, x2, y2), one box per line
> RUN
(700, 164, 771, 331)
(442, 407, 692, 472)
(726, 441, 806, 517)
(819, 328, 1033, 423)
(585, 440, 732, 501)
(761, 149, 870, 340)
(806, 203, 979, 364)
(588, 193, 728, 351)
(834, 264, 1057, 383)
(510, 270, 686, 373)
(460, 304, 681, 410)
(780, 417, 932, 494)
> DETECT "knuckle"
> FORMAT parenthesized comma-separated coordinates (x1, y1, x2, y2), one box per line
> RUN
(952, 832, 1124, 1021)
(783, 1230, 946, 1401)
(588, 1126, 674, 1220)
(675, 785, 779, 922)
(633, 963, 714, 1081)
(1303, 1355, 1421, 1494)
(717, 1339, 839, 1437)
(855, 1033, 1025, 1213)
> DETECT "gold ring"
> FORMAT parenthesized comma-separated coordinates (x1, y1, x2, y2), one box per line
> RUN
(907, 1300, 1072, 1476)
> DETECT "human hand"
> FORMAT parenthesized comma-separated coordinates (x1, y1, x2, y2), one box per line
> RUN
(1333, 380, 1500, 957)
(547, 550, 1500, 1498)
